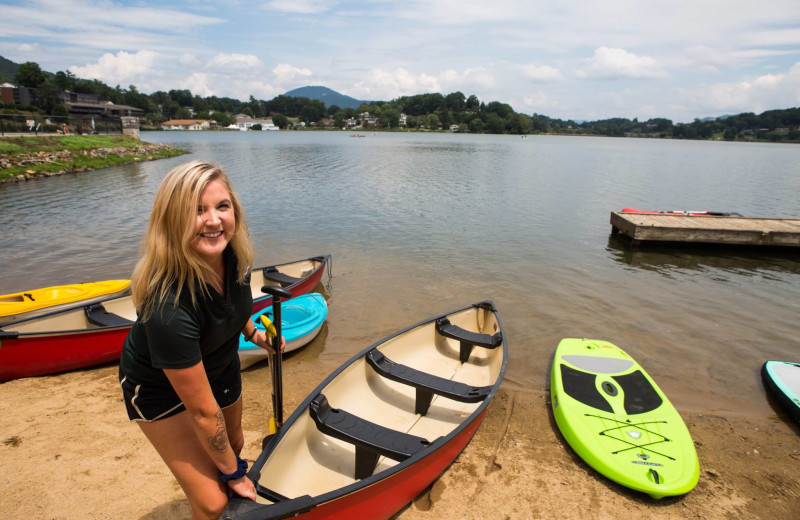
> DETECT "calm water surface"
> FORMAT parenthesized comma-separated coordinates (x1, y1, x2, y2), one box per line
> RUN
(2, 132, 799, 416)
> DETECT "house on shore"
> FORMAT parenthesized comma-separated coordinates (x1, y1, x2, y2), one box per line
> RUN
(229, 113, 278, 131)
(161, 119, 216, 131)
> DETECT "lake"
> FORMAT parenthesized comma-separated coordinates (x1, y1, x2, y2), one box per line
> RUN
(1, 131, 798, 416)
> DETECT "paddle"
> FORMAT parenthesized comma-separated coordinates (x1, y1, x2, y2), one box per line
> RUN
(259, 285, 292, 448)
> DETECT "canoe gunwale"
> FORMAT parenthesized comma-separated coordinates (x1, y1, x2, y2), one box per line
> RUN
(230, 300, 506, 520)
(0, 293, 135, 338)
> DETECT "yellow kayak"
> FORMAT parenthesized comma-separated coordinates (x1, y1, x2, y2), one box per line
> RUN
(0, 280, 130, 323)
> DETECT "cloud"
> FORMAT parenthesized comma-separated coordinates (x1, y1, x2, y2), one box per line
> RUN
(273, 63, 313, 84)
(207, 53, 262, 71)
(351, 68, 440, 99)
(576, 47, 668, 80)
(681, 61, 800, 116)
(263, 0, 338, 14)
(69, 50, 161, 83)
(519, 64, 563, 83)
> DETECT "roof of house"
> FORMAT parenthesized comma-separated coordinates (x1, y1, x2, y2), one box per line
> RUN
(161, 119, 213, 125)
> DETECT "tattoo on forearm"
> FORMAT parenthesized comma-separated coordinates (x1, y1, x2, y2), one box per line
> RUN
(207, 409, 228, 453)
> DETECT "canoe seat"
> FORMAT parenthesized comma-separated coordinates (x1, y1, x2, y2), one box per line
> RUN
(366, 350, 492, 415)
(84, 303, 133, 328)
(435, 318, 503, 362)
(309, 393, 433, 480)
(262, 267, 301, 287)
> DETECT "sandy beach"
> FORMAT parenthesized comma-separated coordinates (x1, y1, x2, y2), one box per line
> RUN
(1, 353, 799, 520)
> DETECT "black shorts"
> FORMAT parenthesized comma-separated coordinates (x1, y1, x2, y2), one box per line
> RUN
(120, 359, 242, 422)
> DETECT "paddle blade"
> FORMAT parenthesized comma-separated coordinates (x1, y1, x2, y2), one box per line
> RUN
(260, 315, 277, 337)
(268, 416, 277, 436)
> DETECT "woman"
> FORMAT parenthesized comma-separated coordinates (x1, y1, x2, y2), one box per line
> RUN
(119, 160, 281, 519)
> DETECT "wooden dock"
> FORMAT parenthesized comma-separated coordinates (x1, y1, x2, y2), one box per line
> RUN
(610, 212, 800, 248)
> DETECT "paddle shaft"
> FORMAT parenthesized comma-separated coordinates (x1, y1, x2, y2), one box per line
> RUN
(259, 285, 292, 438)
(271, 297, 284, 428)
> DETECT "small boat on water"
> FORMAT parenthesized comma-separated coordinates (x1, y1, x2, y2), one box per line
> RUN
(0, 279, 131, 324)
(223, 300, 506, 520)
(0, 255, 331, 382)
(238, 293, 328, 370)
(621, 207, 742, 217)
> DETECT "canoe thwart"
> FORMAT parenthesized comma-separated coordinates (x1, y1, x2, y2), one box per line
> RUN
(262, 267, 302, 287)
(309, 393, 432, 480)
(83, 303, 133, 328)
(435, 318, 503, 362)
(366, 350, 492, 415)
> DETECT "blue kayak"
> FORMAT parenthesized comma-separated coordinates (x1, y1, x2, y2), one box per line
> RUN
(238, 293, 327, 369)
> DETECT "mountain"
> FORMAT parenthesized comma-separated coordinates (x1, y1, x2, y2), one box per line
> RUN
(0, 55, 20, 81)
(283, 86, 368, 110)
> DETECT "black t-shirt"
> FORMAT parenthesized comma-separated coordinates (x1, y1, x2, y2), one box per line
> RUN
(119, 247, 252, 387)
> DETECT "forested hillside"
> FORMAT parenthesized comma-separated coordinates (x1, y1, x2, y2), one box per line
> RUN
(1, 57, 798, 142)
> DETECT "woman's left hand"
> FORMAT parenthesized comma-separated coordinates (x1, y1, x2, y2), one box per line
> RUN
(253, 331, 286, 353)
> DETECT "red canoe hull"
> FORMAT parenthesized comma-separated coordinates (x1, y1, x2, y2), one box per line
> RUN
(0, 327, 129, 382)
(251, 255, 330, 314)
(293, 410, 485, 520)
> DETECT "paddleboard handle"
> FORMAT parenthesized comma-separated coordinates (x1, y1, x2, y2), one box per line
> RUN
(260, 285, 292, 300)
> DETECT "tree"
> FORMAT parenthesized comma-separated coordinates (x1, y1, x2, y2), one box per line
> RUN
(54, 71, 76, 91)
(169, 89, 193, 107)
(445, 92, 466, 112)
(485, 113, 506, 133)
(426, 114, 440, 129)
(36, 80, 63, 113)
(14, 61, 46, 88)
(271, 113, 289, 129)
(175, 106, 193, 119)
(469, 118, 484, 133)
(379, 107, 400, 128)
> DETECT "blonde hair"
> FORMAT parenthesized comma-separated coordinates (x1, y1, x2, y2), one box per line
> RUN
(131, 160, 254, 320)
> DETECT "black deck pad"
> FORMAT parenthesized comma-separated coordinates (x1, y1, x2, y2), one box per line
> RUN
(560, 364, 613, 413)
(613, 370, 663, 415)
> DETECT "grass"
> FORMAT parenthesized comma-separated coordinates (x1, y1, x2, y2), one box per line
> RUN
(0, 134, 186, 181)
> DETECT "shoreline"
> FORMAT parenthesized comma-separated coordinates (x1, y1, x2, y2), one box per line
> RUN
(0, 134, 186, 183)
(1, 361, 798, 519)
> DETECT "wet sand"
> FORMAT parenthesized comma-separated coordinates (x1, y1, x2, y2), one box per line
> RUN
(1, 357, 799, 519)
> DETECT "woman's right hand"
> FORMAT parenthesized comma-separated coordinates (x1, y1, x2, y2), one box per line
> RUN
(228, 475, 257, 500)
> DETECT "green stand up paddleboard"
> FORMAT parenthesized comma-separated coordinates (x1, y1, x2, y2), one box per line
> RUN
(550, 338, 699, 499)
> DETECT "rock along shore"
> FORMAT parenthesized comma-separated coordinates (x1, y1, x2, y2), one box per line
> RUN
(0, 142, 185, 183)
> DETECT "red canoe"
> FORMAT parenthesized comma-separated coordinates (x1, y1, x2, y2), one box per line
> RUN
(0, 254, 331, 382)
(222, 301, 507, 520)
(621, 207, 742, 217)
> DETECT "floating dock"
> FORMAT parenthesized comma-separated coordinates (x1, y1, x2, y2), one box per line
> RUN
(610, 212, 800, 248)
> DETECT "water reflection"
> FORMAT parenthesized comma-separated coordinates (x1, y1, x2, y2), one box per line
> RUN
(607, 234, 800, 279)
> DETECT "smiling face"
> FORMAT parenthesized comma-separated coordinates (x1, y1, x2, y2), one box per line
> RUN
(190, 178, 235, 265)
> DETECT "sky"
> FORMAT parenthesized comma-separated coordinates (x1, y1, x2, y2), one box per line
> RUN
(1, 0, 799, 123)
